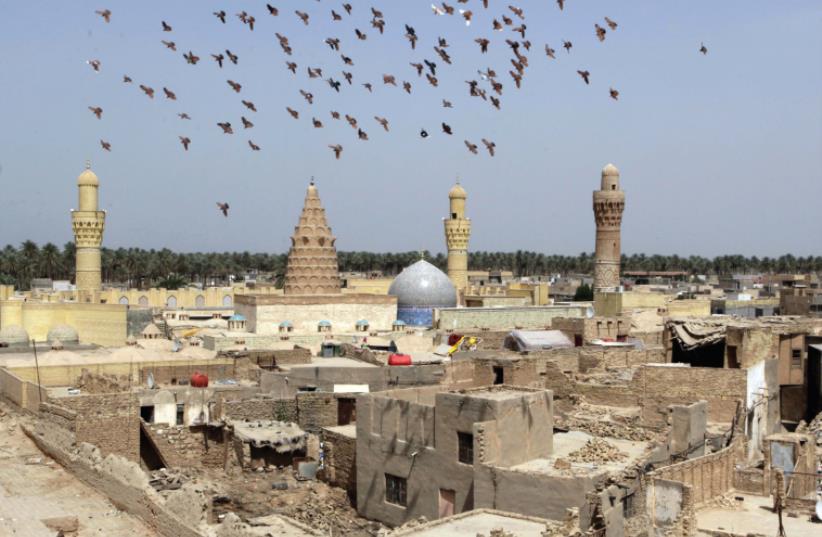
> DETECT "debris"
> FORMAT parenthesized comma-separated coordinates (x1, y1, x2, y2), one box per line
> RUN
(567, 438, 627, 464)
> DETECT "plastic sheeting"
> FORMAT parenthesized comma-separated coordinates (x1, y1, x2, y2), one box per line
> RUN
(666, 319, 727, 350)
(230, 420, 307, 453)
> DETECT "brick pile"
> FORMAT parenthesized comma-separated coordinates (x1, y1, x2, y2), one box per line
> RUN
(567, 438, 627, 464)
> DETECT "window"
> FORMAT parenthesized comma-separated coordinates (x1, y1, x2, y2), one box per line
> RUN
(755, 308, 764, 318)
(451, 212, 457, 219)
(385, 474, 407, 506)
(493, 366, 504, 385)
(791, 349, 802, 368)
(458, 432, 474, 464)
(176, 404, 185, 425)
(140, 405, 154, 423)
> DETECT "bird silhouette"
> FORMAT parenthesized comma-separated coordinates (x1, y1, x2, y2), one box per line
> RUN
(329, 144, 343, 159)
(88, 106, 103, 119)
(217, 122, 233, 134)
(179, 136, 191, 151)
(216, 202, 229, 217)
(95, 9, 111, 23)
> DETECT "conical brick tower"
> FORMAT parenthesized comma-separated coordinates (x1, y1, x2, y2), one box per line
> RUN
(283, 181, 341, 295)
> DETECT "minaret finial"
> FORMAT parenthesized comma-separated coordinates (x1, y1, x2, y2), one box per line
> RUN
(85, 160, 91, 170)
(455, 174, 460, 184)
(310, 175, 315, 185)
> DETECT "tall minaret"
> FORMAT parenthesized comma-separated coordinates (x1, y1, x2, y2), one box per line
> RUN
(71, 162, 106, 298)
(444, 181, 471, 291)
(593, 164, 625, 292)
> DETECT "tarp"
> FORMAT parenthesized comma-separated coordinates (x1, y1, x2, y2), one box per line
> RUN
(505, 330, 573, 352)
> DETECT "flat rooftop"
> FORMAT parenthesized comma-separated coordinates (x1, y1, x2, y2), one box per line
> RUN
(323, 424, 356, 439)
(460, 386, 546, 401)
(0, 342, 219, 369)
(511, 430, 650, 477)
(286, 357, 378, 369)
(696, 493, 820, 536)
(391, 510, 556, 537)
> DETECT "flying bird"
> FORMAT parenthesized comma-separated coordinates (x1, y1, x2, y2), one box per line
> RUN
(343, 3, 352, 15)
(545, 44, 556, 59)
(329, 144, 343, 159)
(162, 40, 176, 51)
(179, 136, 191, 151)
(363, 82, 373, 92)
(356, 28, 367, 40)
(374, 116, 389, 131)
(123, 75, 132, 83)
(475, 38, 490, 53)
(332, 10, 342, 21)
(226, 50, 238, 64)
(227, 80, 241, 93)
(357, 128, 369, 141)
(100, 140, 111, 151)
(216, 202, 229, 217)
(86, 59, 101, 72)
(595, 24, 606, 42)
(217, 122, 233, 134)
(248, 140, 261, 151)
(442, 122, 453, 135)
(420, 128, 429, 138)
(563, 40, 572, 53)
(312, 117, 323, 128)
(212, 53, 224, 68)
(605, 17, 618, 30)
(183, 51, 199, 64)
(383, 74, 397, 86)
(482, 138, 496, 156)
(178, 112, 191, 120)
(295, 10, 309, 25)
(307, 66, 322, 78)
(242, 100, 257, 112)
(609, 88, 619, 100)
(95, 9, 111, 23)
(699, 42, 708, 55)
(465, 140, 478, 154)
(267, 4, 279, 16)
(161, 21, 172, 32)
(442, 99, 453, 108)
(214, 10, 226, 23)
(403, 81, 412, 94)
(139, 85, 154, 98)
(556, 0, 565, 10)
(577, 70, 590, 84)
(241, 116, 254, 129)
(163, 87, 176, 100)
(88, 106, 103, 119)
(299, 89, 314, 104)
(286, 107, 299, 119)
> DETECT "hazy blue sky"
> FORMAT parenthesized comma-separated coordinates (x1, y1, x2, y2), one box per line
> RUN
(1, 1, 820, 257)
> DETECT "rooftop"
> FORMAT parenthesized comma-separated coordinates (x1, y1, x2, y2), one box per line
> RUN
(390, 509, 555, 537)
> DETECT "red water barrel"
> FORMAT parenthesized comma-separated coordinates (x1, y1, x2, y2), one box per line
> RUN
(447, 334, 463, 346)
(388, 353, 412, 366)
(190, 372, 209, 388)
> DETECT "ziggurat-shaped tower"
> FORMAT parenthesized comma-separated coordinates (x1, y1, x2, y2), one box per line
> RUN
(444, 182, 471, 291)
(72, 162, 106, 298)
(593, 163, 626, 292)
(283, 181, 341, 295)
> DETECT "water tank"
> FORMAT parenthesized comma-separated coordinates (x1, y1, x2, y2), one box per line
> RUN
(190, 372, 209, 388)
(388, 353, 412, 366)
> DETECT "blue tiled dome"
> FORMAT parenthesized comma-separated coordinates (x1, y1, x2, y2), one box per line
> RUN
(389, 260, 456, 326)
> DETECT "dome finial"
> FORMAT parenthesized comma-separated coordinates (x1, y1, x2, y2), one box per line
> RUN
(419, 249, 425, 260)
(85, 160, 91, 170)
(309, 175, 315, 186)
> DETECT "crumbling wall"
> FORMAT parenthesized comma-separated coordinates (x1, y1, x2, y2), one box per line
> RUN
(0, 367, 43, 412)
(646, 478, 695, 537)
(24, 423, 205, 537)
(140, 363, 238, 385)
(650, 436, 744, 505)
(296, 391, 339, 431)
(55, 393, 140, 461)
(144, 423, 227, 469)
(320, 427, 356, 502)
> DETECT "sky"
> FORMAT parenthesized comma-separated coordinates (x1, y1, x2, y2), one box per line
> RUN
(0, 1, 820, 257)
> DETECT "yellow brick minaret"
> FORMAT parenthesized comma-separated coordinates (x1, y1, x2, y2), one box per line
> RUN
(593, 163, 625, 292)
(72, 162, 106, 299)
(444, 181, 471, 292)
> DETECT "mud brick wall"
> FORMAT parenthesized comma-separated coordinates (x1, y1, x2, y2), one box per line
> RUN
(296, 392, 339, 431)
(144, 423, 227, 469)
(222, 397, 297, 423)
(56, 393, 140, 462)
(139, 363, 236, 385)
(321, 428, 357, 502)
(635, 366, 745, 426)
(650, 437, 744, 505)
(38, 402, 77, 432)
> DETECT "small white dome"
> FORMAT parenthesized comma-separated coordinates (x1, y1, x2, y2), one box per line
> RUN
(47, 324, 79, 344)
(0, 325, 29, 346)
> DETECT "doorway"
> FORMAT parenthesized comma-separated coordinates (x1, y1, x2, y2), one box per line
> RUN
(438, 488, 455, 518)
(337, 398, 356, 425)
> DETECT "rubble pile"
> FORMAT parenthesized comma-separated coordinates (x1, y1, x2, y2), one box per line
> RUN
(567, 438, 627, 464)
(75, 368, 130, 393)
(148, 468, 191, 491)
(561, 416, 656, 442)
(286, 484, 383, 536)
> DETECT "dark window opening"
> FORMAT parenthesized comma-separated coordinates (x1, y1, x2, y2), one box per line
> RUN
(492, 366, 504, 385)
(451, 212, 457, 219)
(385, 474, 407, 506)
(337, 398, 356, 425)
(755, 308, 764, 318)
(611, 185, 616, 190)
(791, 349, 802, 368)
(458, 432, 474, 464)
(574, 334, 583, 347)
(622, 493, 635, 518)
(298, 386, 317, 392)
(176, 404, 185, 425)
(140, 405, 154, 423)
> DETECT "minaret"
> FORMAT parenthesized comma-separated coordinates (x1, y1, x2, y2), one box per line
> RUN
(593, 163, 626, 292)
(444, 181, 471, 291)
(71, 162, 106, 298)
(283, 180, 341, 295)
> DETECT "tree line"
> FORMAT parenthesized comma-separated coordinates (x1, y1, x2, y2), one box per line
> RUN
(1, 241, 820, 290)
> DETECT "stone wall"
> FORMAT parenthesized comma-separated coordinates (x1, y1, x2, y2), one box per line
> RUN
(296, 391, 342, 431)
(0, 300, 127, 346)
(144, 423, 227, 469)
(139, 363, 239, 385)
(221, 397, 297, 422)
(0, 367, 43, 412)
(54, 392, 140, 461)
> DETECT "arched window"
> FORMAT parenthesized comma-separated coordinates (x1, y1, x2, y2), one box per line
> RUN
(119, 297, 129, 305)
(138, 296, 149, 307)
(195, 295, 206, 308)
(222, 295, 233, 307)
(166, 296, 177, 308)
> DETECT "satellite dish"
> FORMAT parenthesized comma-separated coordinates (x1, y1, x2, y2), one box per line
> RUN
(146, 372, 155, 390)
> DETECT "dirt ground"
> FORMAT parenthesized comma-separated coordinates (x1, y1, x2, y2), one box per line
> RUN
(0, 401, 157, 537)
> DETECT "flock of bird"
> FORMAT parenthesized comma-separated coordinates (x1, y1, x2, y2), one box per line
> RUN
(86, 3, 708, 201)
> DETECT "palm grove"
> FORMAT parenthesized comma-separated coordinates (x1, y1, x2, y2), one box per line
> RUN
(1, 241, 820, 291)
